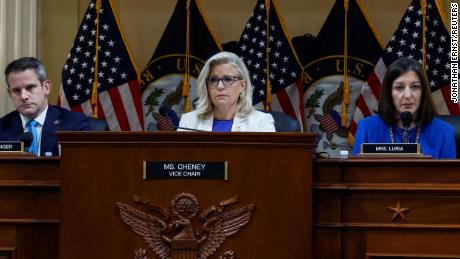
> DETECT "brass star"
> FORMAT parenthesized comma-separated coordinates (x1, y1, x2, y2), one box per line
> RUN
(387, 201, 410, 221)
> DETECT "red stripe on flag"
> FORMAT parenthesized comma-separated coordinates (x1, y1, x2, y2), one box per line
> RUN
(349, 121, 357, 136)
(356, 95, 372, 116)
(275, 89, 296, 118)
(96, 99, 105, 119)
(156, 115, 174, 131)
(367, 72, 382, 99)
(295, 79, 305, 124)
(321, 114, 339, 133)
(128, 79, 144, 128)
(107, 87, 130, 130)
(73, 105, 84, 114)
(349, 95, 372, 136)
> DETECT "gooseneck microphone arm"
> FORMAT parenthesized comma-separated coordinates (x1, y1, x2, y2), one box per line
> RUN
(174, 126, 209, 132)
(400, 111, 413, 143)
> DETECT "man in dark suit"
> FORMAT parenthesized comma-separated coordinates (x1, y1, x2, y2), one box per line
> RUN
(0, 57, 89, 156)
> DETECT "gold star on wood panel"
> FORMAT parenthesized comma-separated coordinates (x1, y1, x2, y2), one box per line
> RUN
(387, 201, 410, 221)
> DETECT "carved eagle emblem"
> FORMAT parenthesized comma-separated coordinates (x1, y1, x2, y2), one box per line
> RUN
(117, 193, 255, 259)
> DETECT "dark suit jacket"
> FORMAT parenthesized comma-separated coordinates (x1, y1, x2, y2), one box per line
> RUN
(0, 105, 89, 156)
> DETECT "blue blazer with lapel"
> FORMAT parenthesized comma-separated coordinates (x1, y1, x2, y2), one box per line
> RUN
(0, 105, 90, 156)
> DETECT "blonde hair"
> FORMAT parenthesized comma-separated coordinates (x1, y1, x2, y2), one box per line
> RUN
(194, 51, 254, 118)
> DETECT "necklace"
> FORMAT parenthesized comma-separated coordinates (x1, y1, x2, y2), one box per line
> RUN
(389, 125, 421, 143)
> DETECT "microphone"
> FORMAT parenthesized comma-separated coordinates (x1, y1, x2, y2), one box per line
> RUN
(400, 111, 413, 143)
(400, 111, 413, 130)
(19, 132, 33, 148)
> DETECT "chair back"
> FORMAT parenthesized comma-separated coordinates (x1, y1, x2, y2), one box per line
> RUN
(437, 115, 460, 158)
(87, 117, 108, 131)
(268, 111, 302, 132)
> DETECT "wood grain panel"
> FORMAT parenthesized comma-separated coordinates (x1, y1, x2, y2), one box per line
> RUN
(58, 132, 315, 259)
(0, 157, 60, 259)
(314, 158, 460, 259)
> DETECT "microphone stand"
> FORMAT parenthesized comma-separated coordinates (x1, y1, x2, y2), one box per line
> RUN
(400, 111, 413, 143)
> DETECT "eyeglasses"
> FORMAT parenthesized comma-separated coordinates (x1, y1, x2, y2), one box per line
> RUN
(207, 75, 241, 88)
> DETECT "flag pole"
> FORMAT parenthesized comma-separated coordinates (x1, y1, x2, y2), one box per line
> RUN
(421, 0, 427, 69)
(341, 0, 350, 127)
(91, 0, 102, 118)
(265, 0, 272, 111)
(183, 0, 191, 112)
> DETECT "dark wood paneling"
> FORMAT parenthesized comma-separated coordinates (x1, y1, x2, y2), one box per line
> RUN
(314, 158, 460, 259)
(15, 225, 58, 259)
(58, 132, 315, 259)
(0, 157, 60, 259)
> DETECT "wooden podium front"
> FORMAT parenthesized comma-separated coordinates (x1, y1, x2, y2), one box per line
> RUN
(0, 155, 59, 259)
(314, 158, 460, 259)
(58, 132, 315, 259)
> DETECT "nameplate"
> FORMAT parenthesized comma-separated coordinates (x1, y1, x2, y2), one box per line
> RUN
(0, 141, 24, 152)
(361, 143, 420, 154)
(143, 161, 228, 180)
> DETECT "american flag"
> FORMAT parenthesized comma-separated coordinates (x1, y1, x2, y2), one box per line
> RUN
(237, 0, 304, 127)
(59, 0, 143, 131)
(350, 0, 458, 140)
(320, 111, 341, 134)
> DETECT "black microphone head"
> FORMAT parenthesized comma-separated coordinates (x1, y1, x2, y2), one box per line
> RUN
(400, 111, 413, 129)
(20, 132, 33, 148)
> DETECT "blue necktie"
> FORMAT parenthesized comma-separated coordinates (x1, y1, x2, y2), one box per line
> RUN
(26, 119, 39, 156)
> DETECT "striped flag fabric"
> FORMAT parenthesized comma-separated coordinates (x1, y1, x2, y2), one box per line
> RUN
(59, 0, 143, 131)
(320, 111, 341, 134)
(237, 0, 304, 128)
(350, 0, 458, 142)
